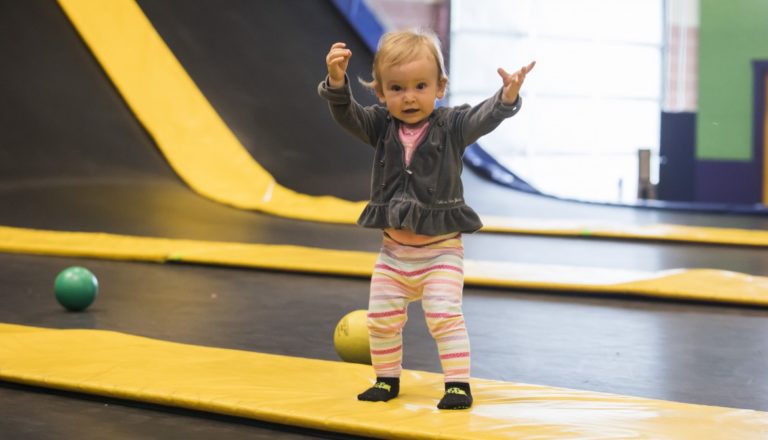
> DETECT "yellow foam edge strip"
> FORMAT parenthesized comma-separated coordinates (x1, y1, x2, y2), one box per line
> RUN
(1, 323, 766, 439)
(1, 225, 767, 306)
(56, 0, 768, 248)
(55, 0, 366, 224)
(480, 217, 768, 247)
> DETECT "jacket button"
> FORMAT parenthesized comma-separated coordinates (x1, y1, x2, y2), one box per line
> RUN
(380, 183, 386, 188)
(437, 145, 443, 152)
(379, 159, 385, 167)
(428, 187, 434, 194)
(438, 120, 445, 127)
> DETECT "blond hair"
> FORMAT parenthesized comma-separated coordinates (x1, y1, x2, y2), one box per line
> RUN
(361, 29, 448, 95)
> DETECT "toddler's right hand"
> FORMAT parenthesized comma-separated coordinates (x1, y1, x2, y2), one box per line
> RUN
(326, 42, 351, 88)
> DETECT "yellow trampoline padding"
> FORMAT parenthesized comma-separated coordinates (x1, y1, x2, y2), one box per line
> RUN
(1, 225, 767, 306)
(481, 217, 768, 248)
(56, 0, 768, 249)
(56, 0, 366, 224)
(0, 324, 766, 439)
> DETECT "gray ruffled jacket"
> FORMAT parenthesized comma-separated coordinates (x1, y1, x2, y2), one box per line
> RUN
(318, 77, 522, 235)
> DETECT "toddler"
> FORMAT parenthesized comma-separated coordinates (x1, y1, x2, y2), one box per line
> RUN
(318, 29, 534, 410)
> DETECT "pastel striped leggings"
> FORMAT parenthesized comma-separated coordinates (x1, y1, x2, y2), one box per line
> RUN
(367, 233, 470, 382)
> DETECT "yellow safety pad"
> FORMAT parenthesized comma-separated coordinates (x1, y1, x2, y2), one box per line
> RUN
(56, 0, 768, 248)
(1, 225, 767, 306)
(56, 0, 366, 224)
(0, 324, 766, 439)
(482, 217, 768, 248)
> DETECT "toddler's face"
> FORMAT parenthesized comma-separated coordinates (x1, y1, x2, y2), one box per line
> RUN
(376, 56, 446, 125)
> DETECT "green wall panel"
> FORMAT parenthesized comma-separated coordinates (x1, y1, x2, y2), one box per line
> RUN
(698, 0, 768, 160)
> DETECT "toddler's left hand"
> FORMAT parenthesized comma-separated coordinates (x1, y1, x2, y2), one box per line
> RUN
(498, 61, 536, 104)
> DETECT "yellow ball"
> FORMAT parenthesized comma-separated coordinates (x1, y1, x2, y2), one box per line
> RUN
(333, 310, 371, 364)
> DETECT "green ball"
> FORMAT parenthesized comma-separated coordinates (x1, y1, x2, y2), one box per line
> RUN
(54, 266, 99, 311)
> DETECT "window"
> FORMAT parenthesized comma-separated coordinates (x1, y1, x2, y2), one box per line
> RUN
(450, 0, 664, 202)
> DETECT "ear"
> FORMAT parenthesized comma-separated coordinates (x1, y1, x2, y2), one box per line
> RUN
(376, 90, 386, 104)
(436, 78, 448, 99)
(374, 83, 386, 103)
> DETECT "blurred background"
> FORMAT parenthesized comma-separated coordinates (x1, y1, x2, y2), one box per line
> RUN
(364, 0, 766, 207)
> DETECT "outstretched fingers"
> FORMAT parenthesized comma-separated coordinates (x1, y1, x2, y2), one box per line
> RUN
(522, 60, 536, 74)
(496, 67, 512, 85)
(497, 60, 536, 103)
(497, 60, 536, 85)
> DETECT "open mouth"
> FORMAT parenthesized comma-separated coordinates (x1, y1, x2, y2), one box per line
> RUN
(403, 109, 419, 114)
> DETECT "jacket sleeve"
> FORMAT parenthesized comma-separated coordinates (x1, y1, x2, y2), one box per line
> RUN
(452, 89, 522, 148)
(317, 75, 387, 147)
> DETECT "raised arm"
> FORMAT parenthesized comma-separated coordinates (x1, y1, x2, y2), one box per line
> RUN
(326, 42, 351, 88)
(498, 61, 536, 104)
(455, 61, 535, 147)
(318, 42, 387, 147)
